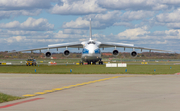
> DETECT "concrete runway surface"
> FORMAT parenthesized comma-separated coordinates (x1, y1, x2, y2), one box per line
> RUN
(0, 73, 180, 111)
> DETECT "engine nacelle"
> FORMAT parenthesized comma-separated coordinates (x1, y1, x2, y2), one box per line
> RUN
(64, 50, 70, 57)
(131, 51, 137, 57)
(112, 49, 119, 56)
(45, 51, 52, 58)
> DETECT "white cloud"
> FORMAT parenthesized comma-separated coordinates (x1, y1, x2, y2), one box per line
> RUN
(6, 30, 38, 36)
(18, 10, 42, 16)
(6, 36, 26, 43)
(63, 29, 87, 34)
(86, 11, 122, 21)
(164, 29, 180, 39)
(0, 0, 54, 19)
(166, 23, 180, 29)
(54, 31, 71, 38)
(54, 30, 88, 40)
(113, 22, 134, 28)
(62, 17, 89, 29)
(50, 0, 106, 15)
(0, 10, 42, 20)
(98, 0, 180, 11)
(62, 10, 155, 29)
(62, 17, 104, 29)
(0, 29, 88, 51)
(0, 0, 52, 10)
(117, 26, 150, 40)
(98, 0, 165, 10)
(0, 29, 88, 41)
(134, 40, 168, 45)
(0, 17, 54, 31)
(154, 8, 180, 29)
(156, 9, 180, 23)
(162, 0, 180, 7)
(120, 10, 155, 21)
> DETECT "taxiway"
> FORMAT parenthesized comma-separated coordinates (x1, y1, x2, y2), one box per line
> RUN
(0, 74, 180, 111)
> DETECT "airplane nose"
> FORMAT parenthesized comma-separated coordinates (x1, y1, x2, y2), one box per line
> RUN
(89, 49, 94, 54)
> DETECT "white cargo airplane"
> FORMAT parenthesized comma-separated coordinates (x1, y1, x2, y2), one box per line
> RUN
(12, 19, 171, 64)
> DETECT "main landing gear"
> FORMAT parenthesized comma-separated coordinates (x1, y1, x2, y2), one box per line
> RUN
(87, 62, 96, 65)
(79, 61, 83, 65)
(99, 61, 103, 65)
(79, 61, 103, 65)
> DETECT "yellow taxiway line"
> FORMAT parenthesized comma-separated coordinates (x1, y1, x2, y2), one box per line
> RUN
(22, 75, 136, 97)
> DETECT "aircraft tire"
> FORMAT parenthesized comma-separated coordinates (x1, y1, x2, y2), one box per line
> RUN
(79, 62, 83, 65)
(99, 61, 103, 65)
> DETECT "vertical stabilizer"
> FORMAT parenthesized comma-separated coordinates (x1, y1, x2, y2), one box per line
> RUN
(89, 18, 92, 41)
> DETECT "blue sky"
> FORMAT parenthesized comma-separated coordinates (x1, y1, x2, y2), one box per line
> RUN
(0, 0, 179, 53)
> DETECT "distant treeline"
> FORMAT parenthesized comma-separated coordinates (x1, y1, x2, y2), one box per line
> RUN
(0, 51, 179, 59)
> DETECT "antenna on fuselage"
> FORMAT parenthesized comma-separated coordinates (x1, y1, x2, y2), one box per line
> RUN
(89, 18, 92, 41)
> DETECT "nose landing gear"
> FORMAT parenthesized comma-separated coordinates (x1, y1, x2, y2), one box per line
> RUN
(99, 61, 103, 65)
(88, 62, 96, 65)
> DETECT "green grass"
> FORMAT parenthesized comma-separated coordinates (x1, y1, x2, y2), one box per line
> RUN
(0, 65, 179, 74)
(0, 93, 22, 103)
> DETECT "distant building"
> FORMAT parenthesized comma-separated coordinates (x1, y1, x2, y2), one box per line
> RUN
(102, 53, 112, 56)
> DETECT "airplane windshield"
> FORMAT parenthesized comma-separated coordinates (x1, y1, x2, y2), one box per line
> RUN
(88, 42, 96, 44)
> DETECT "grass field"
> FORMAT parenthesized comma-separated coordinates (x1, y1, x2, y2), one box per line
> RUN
(0, 65, 179, 74)
(0, 93, 22, 103)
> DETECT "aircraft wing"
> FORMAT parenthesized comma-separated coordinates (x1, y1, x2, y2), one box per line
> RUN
(48, 42, 83, 48)
(99, 42, 134, 48)
(99, 42, 172, 52)
(10, 42, 83, 53)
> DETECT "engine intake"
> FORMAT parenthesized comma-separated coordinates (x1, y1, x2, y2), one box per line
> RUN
(64, 50, 70, 56)
(131, 51, 137, 57)
(112, 49, 119, 56)
(45, 51, 52, 58)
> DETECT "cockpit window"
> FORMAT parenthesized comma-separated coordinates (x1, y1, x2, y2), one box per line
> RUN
(88, 41, 96, 44)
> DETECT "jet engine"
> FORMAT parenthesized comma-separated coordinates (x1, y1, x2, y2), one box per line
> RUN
(112, 49, 119, 56)
(45, 51, 52, 58)
(131, 51, 137, 57)
(64, 50, 70, 56)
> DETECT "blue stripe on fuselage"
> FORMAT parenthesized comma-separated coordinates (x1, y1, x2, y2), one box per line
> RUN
(94, 49, 100, 54)
(82, 48, 89, 54)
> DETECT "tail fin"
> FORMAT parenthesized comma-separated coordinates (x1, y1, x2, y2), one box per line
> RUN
(89, 18, 92, 41)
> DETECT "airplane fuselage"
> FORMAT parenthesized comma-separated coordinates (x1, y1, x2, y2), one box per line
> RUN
(81, 40, 101, 63)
